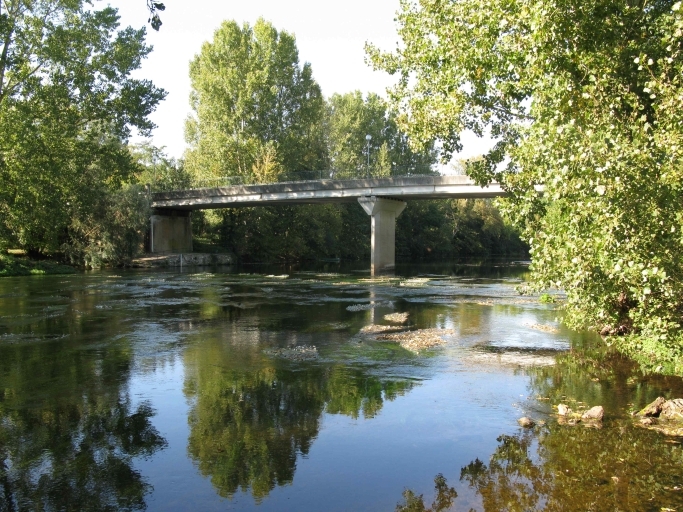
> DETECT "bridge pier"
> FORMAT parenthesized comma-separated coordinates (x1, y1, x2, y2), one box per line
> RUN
(150, 210, 193, 253)
(358, 196, 407, 275)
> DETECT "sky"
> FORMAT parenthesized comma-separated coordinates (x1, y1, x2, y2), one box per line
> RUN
(112, 0, 489, 168)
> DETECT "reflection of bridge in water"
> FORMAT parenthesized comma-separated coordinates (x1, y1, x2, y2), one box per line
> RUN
(150, 175, 507, 274)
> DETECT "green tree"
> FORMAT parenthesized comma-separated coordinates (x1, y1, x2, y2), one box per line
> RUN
(0, 0, 165, 259)
(63, 183, 151, 268)
(130, 141, 191, 192)
(368, 0, 683, 373)
(185, 18, 326, 184)
(145, 0, 165, 31)
(326, 91, 437, 179)
(211, 204, 343, 262)
(396, 199, 527, 261)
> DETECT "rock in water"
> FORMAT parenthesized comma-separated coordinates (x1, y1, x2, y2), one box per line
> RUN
(638, 396, 666, 417)
(582, 406, 604, 421)
(661, 399, 683, 420)
(557, 404, 571, 416)
(518, 417, 535, 428)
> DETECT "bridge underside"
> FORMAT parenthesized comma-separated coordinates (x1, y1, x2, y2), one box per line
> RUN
(149, 175, 508, 274)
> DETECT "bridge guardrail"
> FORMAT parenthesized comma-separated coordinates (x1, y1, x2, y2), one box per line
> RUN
(149, 168, 441, 193)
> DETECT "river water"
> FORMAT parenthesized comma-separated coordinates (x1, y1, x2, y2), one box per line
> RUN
(1, 262, 682, 511)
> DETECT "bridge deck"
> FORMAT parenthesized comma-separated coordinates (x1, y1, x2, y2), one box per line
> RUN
(151, 175, 506, 210)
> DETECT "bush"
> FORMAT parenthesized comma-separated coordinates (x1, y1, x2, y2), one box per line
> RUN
(63, 185, 151, 268)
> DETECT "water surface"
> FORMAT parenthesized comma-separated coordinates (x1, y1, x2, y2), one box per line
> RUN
(1, 263, 682, 511)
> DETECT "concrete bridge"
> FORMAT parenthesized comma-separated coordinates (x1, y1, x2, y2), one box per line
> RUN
(150, 175, 507, 274)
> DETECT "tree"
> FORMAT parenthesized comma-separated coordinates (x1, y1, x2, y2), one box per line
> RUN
(325, 91, 437, 179)
(0, 0, 165, 260)
(145, 0, 165, 31)
(130, 141, 190, 191)
(368, 0, 683, 373)
(185, 18, 327, 184)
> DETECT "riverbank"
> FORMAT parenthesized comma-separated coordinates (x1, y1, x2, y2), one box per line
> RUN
(0, 253, 76, 277)
(131, 253, 234, 268)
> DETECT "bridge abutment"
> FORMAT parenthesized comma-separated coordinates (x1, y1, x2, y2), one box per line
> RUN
(150, 210, 193, 253)
(358, 196, 407, 274)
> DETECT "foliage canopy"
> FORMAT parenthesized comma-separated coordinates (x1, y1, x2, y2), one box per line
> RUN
(0, 0, 164, 263)
(368, 0, 683, 373)
(185, 18, 326, 183)
(326, 91, 437, 178)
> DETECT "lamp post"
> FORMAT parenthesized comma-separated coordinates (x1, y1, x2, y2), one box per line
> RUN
(365, 134, 372, 178)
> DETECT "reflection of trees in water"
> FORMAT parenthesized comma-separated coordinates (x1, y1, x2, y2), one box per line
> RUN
(186, 366, 323, 500)
(396, 474, 458, 512)
(0, 342, 166, 512)
(457, 340, 683, 511)
(524, 335, 683, 415)
(184, 343, 415, 500)
(461, 425, 683, 511)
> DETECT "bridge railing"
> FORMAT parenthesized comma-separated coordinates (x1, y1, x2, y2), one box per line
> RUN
(149, 167, 441, 193)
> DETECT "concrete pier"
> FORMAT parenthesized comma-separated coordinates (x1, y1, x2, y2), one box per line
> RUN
(358, 196, 407, 274)
(150, 210, 192, 253)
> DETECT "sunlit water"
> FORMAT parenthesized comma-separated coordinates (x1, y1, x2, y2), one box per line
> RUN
(1, 262, 682, 511)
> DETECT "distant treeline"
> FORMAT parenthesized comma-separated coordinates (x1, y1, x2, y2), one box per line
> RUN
(0, 11, 525, 268)
(189, 199, 527, 263)
(169, 18, 526, 264)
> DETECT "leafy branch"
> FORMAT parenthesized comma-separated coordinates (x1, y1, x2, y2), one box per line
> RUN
(145, 0, 164, 31)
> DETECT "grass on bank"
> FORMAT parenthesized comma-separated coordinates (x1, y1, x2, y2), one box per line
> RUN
(0, 251, 76, 277)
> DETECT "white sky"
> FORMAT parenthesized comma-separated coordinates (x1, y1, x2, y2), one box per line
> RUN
(111, 0, 489, 168)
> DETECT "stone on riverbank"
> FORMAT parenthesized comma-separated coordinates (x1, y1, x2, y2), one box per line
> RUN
(518, 417, 535, 428)
(635, 397, 683, 436)
(661, 399, 683, 420)
(638, 396, 666, 417)
(582, 406, 604, 421)
(557, 404, 571, 416)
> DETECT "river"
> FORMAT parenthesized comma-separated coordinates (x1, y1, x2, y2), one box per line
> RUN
(1, 262, 682, 511)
